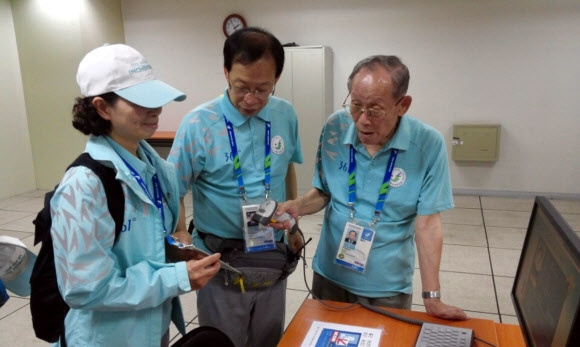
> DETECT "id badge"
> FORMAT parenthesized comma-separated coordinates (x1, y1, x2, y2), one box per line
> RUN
(334, 221, 375, 273)
(242, 203, 276, 253)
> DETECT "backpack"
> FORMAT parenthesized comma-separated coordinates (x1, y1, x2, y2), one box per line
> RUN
(29, 152, 125, 346)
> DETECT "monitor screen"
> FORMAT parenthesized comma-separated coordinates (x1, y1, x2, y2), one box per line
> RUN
(511, 196, 580, 347)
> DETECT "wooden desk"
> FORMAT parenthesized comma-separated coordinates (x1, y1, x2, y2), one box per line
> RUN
(146, 131, 175, 147)
(278, 299, 525, 347)
(495, 323, 527, 347)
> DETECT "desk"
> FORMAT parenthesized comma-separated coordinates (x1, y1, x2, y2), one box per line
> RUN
(278, 299, 525, 347)
(146, 131, 175, 147)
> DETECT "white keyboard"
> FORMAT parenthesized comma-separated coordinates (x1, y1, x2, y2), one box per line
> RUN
(415, 322, 473, 347)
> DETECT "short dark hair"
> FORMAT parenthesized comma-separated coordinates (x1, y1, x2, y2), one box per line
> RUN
(71, 92, 119, 136)
(347, 55, 410, 100)
(223, 27, 285, 78)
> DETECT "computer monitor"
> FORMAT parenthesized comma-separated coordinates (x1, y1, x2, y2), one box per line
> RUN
(511, 196, 580, 347)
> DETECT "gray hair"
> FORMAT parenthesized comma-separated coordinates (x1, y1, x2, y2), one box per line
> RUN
(347, 55, 410, 100)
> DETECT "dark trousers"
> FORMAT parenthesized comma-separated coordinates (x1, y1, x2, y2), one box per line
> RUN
(312, 272, 413, 309)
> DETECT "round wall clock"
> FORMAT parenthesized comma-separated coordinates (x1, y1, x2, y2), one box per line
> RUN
(223, 14, 247, 37)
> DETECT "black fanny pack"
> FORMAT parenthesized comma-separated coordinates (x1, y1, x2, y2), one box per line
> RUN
(198, 230, 299, 290)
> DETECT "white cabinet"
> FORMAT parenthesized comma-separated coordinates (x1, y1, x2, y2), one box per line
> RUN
(276, 46, 333, 194)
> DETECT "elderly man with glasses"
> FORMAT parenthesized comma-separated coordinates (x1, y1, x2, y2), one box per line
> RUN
(274, 55, 468, 321)
(168, 27, 303, 347)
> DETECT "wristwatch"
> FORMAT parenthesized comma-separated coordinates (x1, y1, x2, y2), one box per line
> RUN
(422, 291, 441, 299)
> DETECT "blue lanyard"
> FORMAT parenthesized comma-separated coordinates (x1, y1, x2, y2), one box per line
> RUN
(120, 156, 167, 234)
(264, 122, 272, 199)
(224, 115, 272, 201)
(348, 145, 398, 226)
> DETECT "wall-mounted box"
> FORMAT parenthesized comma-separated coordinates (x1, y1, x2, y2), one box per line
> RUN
(452, 124, 501, 161)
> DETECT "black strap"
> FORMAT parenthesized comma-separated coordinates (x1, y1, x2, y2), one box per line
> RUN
(196, 229, 227, 253)
(187, 219, 195, 234)
(68, 153, 124, 241)
(60, 327, 67, 347)
(197, 228, 285, 252)
(196, 229, 209, 240)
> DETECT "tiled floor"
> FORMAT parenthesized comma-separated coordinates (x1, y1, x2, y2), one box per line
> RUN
(1, 191, 579, 346)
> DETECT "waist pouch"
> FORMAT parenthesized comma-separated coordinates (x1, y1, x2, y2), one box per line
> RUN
(201, 231, 299, 290)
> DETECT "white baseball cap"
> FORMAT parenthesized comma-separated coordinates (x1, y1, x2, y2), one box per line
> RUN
(76, 44, 186, 108)
(0, 236, 37, 296)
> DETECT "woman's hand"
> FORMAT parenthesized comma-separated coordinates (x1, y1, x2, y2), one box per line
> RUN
(185, 253, 221, 290)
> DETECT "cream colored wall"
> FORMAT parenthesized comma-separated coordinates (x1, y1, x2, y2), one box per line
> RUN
(3, 0, 580, 197)
(9, 0, 124, 190)
(0, 0, 35, 199)
(122, 0, 580, 197)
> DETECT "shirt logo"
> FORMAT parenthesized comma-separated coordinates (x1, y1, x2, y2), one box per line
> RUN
(122, 217, 137, 232)
(390, 167, 406, 187)
(271, 135, 285, 155)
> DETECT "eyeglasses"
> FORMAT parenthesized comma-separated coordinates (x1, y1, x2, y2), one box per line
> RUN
(341, 93, 402, 120)
(229, 84, 274, 100)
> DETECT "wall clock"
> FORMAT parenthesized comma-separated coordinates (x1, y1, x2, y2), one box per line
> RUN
(223, 14, 247, 37)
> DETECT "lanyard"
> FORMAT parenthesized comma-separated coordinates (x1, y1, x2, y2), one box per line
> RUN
(264, 121, 272, 199)
(224, 115, 272, 201)
(120, 156, 167, 234)
(348, 145, 398, 226)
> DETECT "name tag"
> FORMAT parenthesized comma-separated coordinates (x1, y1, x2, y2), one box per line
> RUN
(334, 222, 375, 273)
(242, 203, 275, 253)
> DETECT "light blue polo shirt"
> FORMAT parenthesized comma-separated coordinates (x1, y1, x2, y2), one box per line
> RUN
(168, 92, 303, 248)
(312, 111, 453, 297)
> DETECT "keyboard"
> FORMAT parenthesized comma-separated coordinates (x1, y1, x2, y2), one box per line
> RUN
(415, 322, 473, 347)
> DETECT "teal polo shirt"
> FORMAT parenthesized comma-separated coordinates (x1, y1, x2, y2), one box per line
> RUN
(312, 111, 453, 297)
(168, 92, 303, 248)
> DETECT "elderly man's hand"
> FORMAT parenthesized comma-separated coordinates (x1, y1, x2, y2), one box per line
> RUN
(424, 298, 469, 320)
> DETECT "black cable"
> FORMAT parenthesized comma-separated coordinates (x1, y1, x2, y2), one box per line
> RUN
(357, 301, 425, 326)
(295, 228, 360, 311)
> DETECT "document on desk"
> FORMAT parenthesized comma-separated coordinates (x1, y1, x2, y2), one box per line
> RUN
(300, 320, 382, 347)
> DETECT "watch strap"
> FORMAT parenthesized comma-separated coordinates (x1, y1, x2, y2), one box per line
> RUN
(422, 291, 441, 299)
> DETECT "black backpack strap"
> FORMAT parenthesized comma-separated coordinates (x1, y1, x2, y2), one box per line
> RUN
(69, 153, 125, 243)
(33, 187, 58, 246)
(187, 219, 195, 235)
(60, 327, 67, 347)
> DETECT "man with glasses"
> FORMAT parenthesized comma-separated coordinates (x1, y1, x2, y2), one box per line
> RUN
(168, 27, 303, 347)
(274, 55, 468, 320)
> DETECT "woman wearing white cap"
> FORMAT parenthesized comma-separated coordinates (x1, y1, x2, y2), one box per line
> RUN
(48, 44, 221, 347)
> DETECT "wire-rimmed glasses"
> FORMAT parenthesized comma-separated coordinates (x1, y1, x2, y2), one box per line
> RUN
(341, 93, 402, 120)
(229, 84, 274, 100)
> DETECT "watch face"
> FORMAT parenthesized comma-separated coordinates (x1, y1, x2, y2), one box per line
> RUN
(225, 16, 245, 36)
